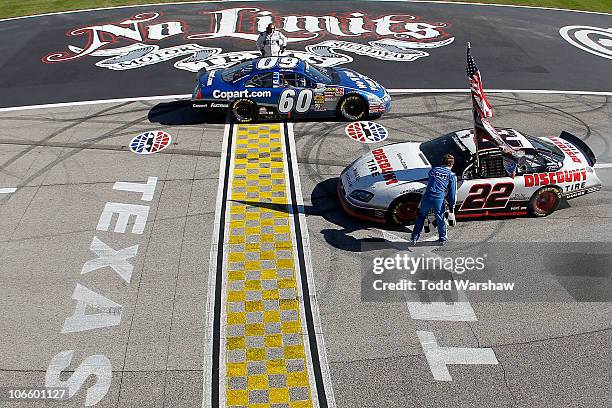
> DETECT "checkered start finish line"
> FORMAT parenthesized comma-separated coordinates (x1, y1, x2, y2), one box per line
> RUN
(216, 123, 326, 408)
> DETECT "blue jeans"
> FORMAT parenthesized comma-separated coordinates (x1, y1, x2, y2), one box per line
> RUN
(411, 195, 447, 242)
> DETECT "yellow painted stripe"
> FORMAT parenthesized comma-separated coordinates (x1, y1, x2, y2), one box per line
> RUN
(223, 123, 315, 408)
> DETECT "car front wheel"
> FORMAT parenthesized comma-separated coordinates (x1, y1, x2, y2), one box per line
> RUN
(387, 195, 421, 226)
(338, 95, 367, 121)
(232, 98, 258, 123)
(528, 186, 562, 217)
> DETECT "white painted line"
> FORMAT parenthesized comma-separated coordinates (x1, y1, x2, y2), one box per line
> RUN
(0, 94, 190, 113)
(0, 187, 17, 194)
(2, 88, 611, 113)
(202, 120, 232, 408)
(376, 0, 611, 16)
(0, 0, 607, 23)
(388, 89, 612, 96)
(281, 123, 322, 408)
(595, 163, 612, 169)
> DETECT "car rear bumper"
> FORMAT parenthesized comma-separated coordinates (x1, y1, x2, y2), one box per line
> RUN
(337, 179, 386, 223)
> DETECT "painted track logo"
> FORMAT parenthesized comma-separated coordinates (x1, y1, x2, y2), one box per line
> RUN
(42, 8, 454, 72)
(345, 121, 388, 143)
(560, 26, 612, 60)
(129, 131, 172, 154)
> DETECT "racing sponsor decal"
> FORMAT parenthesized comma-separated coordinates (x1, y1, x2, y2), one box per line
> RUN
(129, 131, 171, 155)
(344, 71, 380, 91)
(325, 87, 344, 97)
(212, 89, 272, 99)
(346, 121, 389, 144)
(524, 168, 587, 187)
(210, 102, 229, 108)
(258, 106, 274, 115)
(193, 101, 230, 108)
(560, 26, 612, 60)
(43, 8, 454, 72)
(371, 148, 398, 185)
(564, 185, 600, 199)
(548, 137, 583, 163)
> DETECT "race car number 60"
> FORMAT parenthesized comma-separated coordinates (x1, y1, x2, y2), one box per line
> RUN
(279, 89, 313, 113)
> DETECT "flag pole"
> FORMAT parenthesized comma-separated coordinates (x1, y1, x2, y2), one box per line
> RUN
(467, 42, 481, 176)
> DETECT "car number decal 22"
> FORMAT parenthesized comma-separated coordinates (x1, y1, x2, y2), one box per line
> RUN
(460, 182, 515, 211)
(278, 89, 313, 113)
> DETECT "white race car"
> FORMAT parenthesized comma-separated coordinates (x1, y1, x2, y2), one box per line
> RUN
(338, 128, 601, 225)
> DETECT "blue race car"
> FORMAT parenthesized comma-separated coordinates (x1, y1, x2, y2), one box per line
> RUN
(191, 56, 391, 123)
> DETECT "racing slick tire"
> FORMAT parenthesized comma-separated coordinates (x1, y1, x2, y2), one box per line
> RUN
(337, 94, 368, 121)
(386, 194, 421, 226)
(231, 98, 258, 123)
(528, 186, 562, 217)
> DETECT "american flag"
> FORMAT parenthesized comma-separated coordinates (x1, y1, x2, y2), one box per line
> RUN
(467, 44, 493, 118)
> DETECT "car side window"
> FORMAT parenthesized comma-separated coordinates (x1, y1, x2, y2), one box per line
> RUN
(479, 153, 508, 179)
(245, 73, 274, 88)
(280, 72, 309, 88)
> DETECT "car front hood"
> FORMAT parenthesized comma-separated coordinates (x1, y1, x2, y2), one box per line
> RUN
(342, 142, 431, 192)
(335, 68, 386, 98)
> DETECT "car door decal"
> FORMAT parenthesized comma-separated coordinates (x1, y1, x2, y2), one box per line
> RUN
(278, 89, 314, 113)
(460, 182, 515, 211)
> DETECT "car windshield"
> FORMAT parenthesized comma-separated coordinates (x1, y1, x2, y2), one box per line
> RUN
(419, 133, 472, 174)
(221, 61, 253, 82)
(525, 135, 565, 159)
(304, 63, 335, 85)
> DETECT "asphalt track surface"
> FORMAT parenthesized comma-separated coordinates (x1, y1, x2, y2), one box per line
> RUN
(1, 93, 612, 407)
(1, 2, 612, 408)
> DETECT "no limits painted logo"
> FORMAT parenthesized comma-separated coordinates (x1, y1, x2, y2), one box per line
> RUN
(129, 131, 172, 154)
(560, 26, 612, 60)
(42, 8, 454, 73)
(345, 121, 388, 143)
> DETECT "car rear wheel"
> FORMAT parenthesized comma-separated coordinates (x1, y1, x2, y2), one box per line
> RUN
(338, 95, 367, 121)
(232, 98, 258, 123)
(528, 186, 562, 217)
(387, 195, 421, 226)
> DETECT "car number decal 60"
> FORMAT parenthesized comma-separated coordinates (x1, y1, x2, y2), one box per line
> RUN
(278, 89, 313, 113)
(460, 182, 515, 211)
(257, 57, 299, 70)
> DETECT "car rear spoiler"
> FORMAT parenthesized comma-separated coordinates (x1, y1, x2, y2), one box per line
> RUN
(558, 131, 596, 166)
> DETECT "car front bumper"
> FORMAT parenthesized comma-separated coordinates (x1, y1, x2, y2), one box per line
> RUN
(337, 179, 386, 223)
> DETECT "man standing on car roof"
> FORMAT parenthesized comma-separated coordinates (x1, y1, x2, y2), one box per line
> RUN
(411, 154, 457, 244)
(256, 23, 287, 57)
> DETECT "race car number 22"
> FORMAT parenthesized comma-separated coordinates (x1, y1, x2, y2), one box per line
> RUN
(278, 89, 313, 113)
(460, 182, 514, 211)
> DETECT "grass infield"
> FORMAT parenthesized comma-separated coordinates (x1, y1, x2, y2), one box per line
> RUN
(0, 0, 610, 20)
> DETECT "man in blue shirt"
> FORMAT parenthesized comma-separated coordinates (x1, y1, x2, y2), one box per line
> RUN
(411, 154, 457, 244)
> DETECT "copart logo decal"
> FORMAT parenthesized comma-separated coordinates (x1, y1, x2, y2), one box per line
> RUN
(346, 121, 388, 143)
(129, 131, 172, 154)
(560, 26, 612, 60)
(43, 8, 454, 72)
